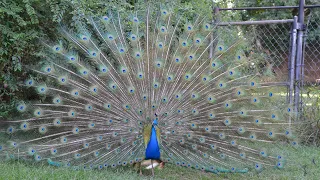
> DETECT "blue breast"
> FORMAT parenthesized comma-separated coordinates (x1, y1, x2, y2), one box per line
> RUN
(145, 126, 160, 160)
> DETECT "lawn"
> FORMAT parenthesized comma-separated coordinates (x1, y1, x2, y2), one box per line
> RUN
(0, 144, 319, 180)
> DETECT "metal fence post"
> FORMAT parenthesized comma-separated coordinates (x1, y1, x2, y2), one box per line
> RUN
(294, 0, 305, 114)
(209, 3, 219, 59)
(289, 16, 298, 128)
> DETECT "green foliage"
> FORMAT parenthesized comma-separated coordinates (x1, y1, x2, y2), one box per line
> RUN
(0, 0, 48, 116)
(234, 0, 297, 21)
(0, 0, 131, 117)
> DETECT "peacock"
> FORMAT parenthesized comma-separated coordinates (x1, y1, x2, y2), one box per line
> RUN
(0, 2, 298, 176)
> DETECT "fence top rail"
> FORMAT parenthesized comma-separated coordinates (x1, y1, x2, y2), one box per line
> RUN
(216, 19, 294, 26)
(217, 5, 320, 11)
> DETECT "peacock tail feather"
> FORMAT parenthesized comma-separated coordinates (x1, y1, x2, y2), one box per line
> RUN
(0, 2, 298, 173)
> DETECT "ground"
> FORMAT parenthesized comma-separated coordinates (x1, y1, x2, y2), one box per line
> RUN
(0, 144, 319, 180)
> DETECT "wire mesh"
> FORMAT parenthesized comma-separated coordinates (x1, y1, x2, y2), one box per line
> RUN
(299, 8, 320, 145)
(303, 9, 320, 84)
(214, 7, 320, 145)
(215, 22, 292, 83)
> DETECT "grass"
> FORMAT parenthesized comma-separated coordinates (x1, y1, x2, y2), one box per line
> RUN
(0, 144, 319, 180)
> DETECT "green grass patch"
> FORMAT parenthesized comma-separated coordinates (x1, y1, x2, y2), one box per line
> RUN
(0, 144, 319, 180)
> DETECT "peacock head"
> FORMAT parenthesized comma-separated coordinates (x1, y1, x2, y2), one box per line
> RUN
(152, 113, 159, 126)
(153, 118, 158, 126)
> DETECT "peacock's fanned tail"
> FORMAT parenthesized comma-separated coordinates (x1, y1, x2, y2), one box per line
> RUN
(0, 4, 297, 173)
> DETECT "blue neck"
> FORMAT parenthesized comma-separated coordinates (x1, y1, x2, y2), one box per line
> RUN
(145, 125, 160, 160)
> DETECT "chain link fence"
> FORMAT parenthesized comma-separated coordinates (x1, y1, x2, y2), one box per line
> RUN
(304, 9, 320, 84)
(246, 22, 292, 81)
(214, 6, 320, 145)
(215, 22, 293, 83)
(215, 13, 293, 83)
(299, 8, 320, 145)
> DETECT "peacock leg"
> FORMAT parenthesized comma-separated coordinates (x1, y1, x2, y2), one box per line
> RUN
(139, 162, 142, 176)
(151, 160, 154, 177)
